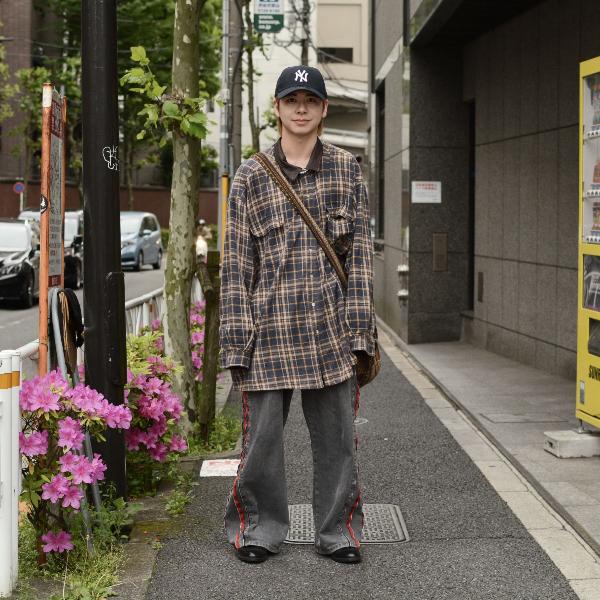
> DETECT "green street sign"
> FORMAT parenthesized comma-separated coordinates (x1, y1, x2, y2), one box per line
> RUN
(254, 14, 284, 33)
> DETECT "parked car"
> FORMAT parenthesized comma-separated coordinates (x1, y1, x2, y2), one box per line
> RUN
(0, 218, 40, 307)
(63, 210, 84, 289)
(120, 211, 163, 271)
(18, 208, 84, 289)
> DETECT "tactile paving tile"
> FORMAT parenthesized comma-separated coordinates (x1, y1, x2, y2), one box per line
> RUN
(285, 504, 409, 544)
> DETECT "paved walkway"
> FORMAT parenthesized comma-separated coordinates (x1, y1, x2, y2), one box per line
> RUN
(143, 329, 592, 600)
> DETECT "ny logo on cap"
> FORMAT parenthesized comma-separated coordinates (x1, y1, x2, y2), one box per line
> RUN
(294, 69, 308, 83)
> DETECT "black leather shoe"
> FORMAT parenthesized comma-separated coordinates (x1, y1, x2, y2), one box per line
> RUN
(330, 547, 362, 564)
(235, 545, 269, 564)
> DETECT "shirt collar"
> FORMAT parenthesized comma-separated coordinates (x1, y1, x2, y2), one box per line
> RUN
(273, 137, 323, 182)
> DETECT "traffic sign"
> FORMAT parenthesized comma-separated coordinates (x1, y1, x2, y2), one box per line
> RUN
(254, 0, 284, 33)
(254, 13, 284, 33)
(12, 182, 24, 194)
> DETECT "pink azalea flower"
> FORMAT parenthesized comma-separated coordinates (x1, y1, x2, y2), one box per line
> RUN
(61, 485, 84, 510)
(144, 377, 163, 395)
(59, 451, 79, 473)
(70, 457, 94, 485)
(19, 430, 49, 457)
(191, 331, 204, 345)
(104, 404, 132, 429)
(57, 417, 84, 451)
(45, 369, 69, 395)
(151, 318, 162, 331)
(125, 428, 145, 451)
(41, 474, 70, 503)
(28, 387, 60, 413)
(148, 443, 168, 462)
(41, 530, 74, 553)
(169, 435, 188, 453)
(89, 454, 107, 482)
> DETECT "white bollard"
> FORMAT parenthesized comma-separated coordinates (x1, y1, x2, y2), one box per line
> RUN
(0, 351, 17, 597)
(10, 352, 20, 588)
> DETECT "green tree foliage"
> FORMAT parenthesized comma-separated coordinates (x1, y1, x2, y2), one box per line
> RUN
(33, 0, 220, 201)
(11, 67, 51, 206)
(0, 22, 18, 125)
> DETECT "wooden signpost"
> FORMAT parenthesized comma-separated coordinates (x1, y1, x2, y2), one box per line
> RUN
(39, 83, 67, 375)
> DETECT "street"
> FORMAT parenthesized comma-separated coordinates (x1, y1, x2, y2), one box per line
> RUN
(0, 262, 165, 350)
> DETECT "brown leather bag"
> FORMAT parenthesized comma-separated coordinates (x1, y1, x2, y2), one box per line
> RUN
(254, 152, 381, 388)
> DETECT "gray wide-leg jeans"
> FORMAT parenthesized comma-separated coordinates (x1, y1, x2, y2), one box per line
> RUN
(224, 373, 363, 555)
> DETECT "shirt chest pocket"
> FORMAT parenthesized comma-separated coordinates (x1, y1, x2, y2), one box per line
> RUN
(326, 204, 355, 257)
(248, 202, 286, 240)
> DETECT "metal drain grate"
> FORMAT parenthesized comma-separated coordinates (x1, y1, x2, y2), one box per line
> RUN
(285, 504, 409, 544)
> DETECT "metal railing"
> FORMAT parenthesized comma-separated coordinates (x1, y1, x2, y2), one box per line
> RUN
(125, 287, 164, 335)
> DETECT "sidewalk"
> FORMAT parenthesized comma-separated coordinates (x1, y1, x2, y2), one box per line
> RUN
(394, 331, 600, 557)
(140, 328, 599, 600)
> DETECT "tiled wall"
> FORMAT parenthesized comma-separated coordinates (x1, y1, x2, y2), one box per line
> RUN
(463, 0, 600, 378)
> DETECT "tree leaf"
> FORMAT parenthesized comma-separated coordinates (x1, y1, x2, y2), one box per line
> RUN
(162, 101, 180, 117)
(151, 82, 167, 98)
(131, 46, 147, 63)
(136, 130, 146, 140)
(180, 117, 191, 134)
(188, 112, 207, 125)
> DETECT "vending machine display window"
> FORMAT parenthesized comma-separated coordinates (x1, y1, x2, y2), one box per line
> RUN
(577, 57, 600, 429)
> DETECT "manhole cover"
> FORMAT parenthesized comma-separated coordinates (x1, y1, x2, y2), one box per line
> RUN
(285, 504, 409, 544)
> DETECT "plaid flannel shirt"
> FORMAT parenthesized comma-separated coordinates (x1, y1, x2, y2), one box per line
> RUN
(218, 140, 376, 391)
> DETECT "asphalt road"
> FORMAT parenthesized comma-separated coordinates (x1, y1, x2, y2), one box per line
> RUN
(0, 262, 165, 350)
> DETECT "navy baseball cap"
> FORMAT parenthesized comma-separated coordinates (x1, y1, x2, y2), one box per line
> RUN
(275, 66, 328, 100)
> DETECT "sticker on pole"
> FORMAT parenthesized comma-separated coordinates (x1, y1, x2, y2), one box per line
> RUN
(48, 90, 64, 288)
(199, 459, 240, 477)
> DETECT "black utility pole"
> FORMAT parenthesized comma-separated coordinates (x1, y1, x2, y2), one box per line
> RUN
(81, 0, 127, 498)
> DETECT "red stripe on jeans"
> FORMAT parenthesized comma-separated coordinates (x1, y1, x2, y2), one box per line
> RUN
(346, 491, 362, 548)
(231, 391, 250, 549)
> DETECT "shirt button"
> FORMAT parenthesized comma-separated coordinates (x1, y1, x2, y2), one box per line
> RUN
(311, 302, 315, 307)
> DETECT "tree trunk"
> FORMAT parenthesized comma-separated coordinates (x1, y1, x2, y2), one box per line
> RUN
(243, 1, 260, 152)
(163, 0, 201, 418)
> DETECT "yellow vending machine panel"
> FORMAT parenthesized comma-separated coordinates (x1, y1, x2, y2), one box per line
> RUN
(578, 57, 600, 429)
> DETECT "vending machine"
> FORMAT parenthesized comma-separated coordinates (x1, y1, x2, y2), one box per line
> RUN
(577, 57, 600, 429)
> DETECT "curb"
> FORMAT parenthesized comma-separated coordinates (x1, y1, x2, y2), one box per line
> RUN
(376, 316, 600, 560)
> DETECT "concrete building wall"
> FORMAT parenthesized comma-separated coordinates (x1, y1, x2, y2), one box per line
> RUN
(462, 0, 600, 379)
(371, 0, 600, 380)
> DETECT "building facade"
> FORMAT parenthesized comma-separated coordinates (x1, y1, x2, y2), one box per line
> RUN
(371, 0, 600, 380)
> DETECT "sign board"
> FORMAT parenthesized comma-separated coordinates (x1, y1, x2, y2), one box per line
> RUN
(48, 91, 64, 288)
(12, 182, 24, 194)
(254, 0, 284, 33)
(199, 459, 240, 477)
(411, 181, 442, 204)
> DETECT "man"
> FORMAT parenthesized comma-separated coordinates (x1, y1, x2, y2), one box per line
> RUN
(219, 65, 376, 565)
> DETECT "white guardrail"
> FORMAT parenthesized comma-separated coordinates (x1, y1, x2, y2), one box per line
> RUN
(0, 285, 185, 597)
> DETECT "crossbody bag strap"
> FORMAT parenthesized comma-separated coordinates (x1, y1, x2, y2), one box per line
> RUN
(254, 152, 349, 291)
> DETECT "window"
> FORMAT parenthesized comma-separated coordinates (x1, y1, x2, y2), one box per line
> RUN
(317, 47, 353, 64)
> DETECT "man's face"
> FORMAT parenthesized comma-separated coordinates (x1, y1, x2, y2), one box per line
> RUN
(274, 91, 328, 137)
